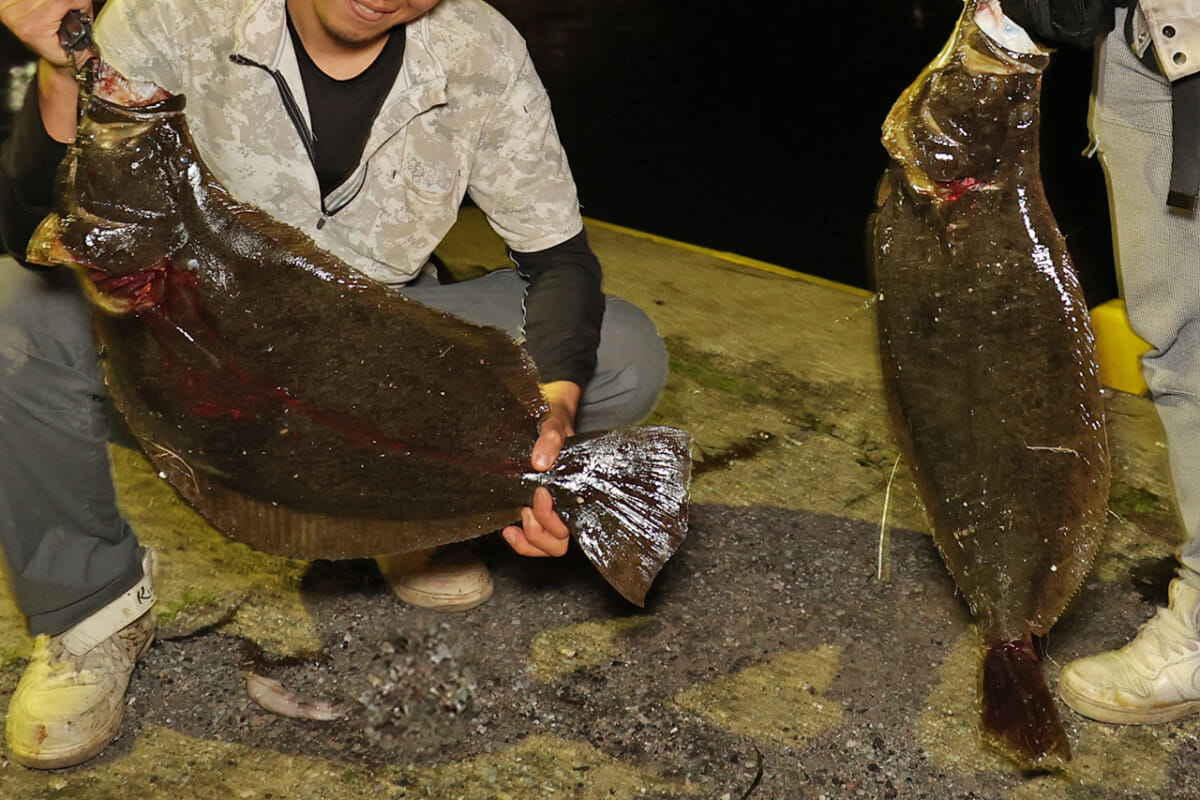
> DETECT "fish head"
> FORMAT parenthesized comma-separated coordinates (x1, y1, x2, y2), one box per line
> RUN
(880, 0, 1050, 203)
(971, 0, 1046, 62)
(67, 59, 189, 226)
(25, 60, 191, 309)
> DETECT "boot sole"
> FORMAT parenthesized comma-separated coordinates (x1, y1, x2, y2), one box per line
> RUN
(1059, 681, 1200, 725)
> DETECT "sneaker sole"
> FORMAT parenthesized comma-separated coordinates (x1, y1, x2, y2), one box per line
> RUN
(393, 579, 494, 612)
(1059, 680, 1200, 725)
(8, 715, 124, 770)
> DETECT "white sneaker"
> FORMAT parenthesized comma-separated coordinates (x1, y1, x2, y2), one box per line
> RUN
(1059, 577, 1200, 724)
(6, 549, 158, 768)
(375, 545, 493, 612)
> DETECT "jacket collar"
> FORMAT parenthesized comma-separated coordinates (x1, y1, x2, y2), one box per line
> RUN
(233, 0, 290, 69)
(232, 0, 448, 96)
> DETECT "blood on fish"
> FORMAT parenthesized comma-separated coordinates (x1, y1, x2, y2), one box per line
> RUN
(935, 176, 988, 203)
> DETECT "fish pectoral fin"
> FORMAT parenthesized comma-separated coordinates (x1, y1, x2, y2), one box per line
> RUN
(25, 213, 71, 268)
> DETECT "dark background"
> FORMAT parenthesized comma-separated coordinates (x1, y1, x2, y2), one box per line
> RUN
(0, 0, 1119, 304)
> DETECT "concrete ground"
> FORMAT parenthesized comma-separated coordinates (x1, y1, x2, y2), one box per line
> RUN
(0, 209, 1192, 799)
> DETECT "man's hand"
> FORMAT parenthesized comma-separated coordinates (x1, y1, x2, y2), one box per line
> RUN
(501, 380, 579, 558)
(0, 0, 89, 66)
(0, 0, 91, 142)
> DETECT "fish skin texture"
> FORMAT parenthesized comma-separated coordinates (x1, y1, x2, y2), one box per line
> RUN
(871, 1, 1109, 768)
(28, 60, 692, 607)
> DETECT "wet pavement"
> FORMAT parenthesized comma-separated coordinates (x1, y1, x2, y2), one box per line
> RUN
(0, 211, 1192, 799)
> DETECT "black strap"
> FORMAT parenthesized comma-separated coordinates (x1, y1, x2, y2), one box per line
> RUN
(1169, 74, 1200, 209)
(1124, 2, 1200, 209)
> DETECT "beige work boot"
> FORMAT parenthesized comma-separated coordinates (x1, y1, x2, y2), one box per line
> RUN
(375, 545, 493, 612)
(6, 549, 158, 769)
(1059, 576, 1200, 724)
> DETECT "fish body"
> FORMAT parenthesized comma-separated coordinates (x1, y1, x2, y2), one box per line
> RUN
(28, 61, 691, 606)
(871, 1, 1109, 767)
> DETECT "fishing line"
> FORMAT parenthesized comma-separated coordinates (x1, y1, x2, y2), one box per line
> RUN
(877, 454, 903, 582)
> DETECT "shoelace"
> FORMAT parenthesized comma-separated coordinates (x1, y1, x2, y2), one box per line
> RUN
(1132, 607, 1200, 672)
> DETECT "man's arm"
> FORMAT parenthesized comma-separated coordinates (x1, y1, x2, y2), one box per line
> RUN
(498, 231, 604, 558)
(0, 75, 69, 262)
(0, 0, 93, 261)
(509, 228, 605, 389)
(0, 0, 88, 138)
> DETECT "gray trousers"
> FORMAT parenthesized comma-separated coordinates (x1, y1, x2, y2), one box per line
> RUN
(1093, 12, 1200, 572)
(0, 258, 667, 635)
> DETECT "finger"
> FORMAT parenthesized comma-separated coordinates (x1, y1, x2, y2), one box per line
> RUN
(501, 524, 545, 557)
(502, 511, 557, 558)
(532, 487, 569, 538)
(519, 521, 569, 557)
(530, 424, 565, 471)
(518, 491, 568, 557)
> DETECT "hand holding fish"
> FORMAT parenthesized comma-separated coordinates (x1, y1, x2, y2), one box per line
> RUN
(0, 0, 92, 142)
(502, 380, 579, 558)
(0, 0, 91, 66)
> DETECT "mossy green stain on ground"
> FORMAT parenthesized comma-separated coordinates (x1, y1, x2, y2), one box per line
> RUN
(1108, 484, 1173, 519)
(390, 734, 694, 799)
(529, 616, 650, 684)
(661, 337, 842, 418)
(671, 645, 845, 749)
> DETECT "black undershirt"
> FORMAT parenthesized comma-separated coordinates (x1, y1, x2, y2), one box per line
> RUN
(282, 16, 604, 385)
(287, 11, 405, 198)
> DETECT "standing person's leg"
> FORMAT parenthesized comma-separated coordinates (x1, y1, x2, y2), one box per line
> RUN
(0, 260, 156, 768)
(1058, 17, 1200, 724)
(376, 268, 668, 608)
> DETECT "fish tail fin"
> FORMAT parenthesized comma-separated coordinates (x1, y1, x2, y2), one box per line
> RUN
(981, 635, 1071, 770)
(541, 425, 693, 607)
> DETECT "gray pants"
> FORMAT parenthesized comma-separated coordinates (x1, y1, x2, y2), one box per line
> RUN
(0, 259, 667, 635)
(1093, 12, 1200, 571)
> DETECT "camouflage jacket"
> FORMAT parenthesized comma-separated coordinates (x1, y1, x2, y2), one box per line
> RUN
(95, 0, 585, 285)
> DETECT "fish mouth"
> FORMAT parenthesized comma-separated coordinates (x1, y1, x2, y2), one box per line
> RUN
(81, 59, 185, 118)
(968, 1, 1050, 74)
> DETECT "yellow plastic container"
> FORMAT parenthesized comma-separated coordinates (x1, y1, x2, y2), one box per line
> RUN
(1090, 299, 1151, 396)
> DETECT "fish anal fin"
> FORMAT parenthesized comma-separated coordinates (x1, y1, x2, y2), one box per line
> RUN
(981, 635, 1071, 771)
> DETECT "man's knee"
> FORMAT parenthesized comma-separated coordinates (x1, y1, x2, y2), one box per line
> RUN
(1, 264, 94, 356)
(577, 299, 668, 432)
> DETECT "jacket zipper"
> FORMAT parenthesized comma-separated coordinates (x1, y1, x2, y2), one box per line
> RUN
(229, 53, 337, 228)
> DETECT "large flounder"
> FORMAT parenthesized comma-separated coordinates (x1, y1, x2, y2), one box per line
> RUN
(871, 0, 1109, 768)
(27, 60, 691, 607)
